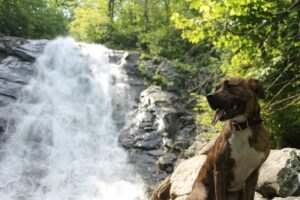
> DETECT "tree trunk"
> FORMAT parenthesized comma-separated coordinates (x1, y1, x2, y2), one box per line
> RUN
(144, 0, 150, 31)
(108, 0, 115, 23)
(163, 0, 170, 23)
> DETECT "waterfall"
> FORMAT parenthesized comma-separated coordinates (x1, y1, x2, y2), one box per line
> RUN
(0, 38, 145, 200)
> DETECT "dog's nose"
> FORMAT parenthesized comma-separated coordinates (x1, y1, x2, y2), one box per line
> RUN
(206, 94, 214, 101)
(206, 93, 219, 110)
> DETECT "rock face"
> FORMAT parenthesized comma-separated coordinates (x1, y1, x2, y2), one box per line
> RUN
(257, 148, 300, 198)
(119, 85, 197, 190)
(0, 36, 47, 137)
(140, 58, 190, 94)
(155, 148, 300, 200)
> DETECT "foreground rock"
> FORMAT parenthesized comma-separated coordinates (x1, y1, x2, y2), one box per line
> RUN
(170, 155, 206, 199)
(257, 148, 300, 198)
(154, 148, 300, 199)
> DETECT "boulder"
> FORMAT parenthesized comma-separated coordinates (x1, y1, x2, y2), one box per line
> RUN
(257, 148, 300, 198)
(273, 197, 300, 200)
(170, 155, 206, 199)
(255, 192, 268, 200)
(154, 148, 300, 200)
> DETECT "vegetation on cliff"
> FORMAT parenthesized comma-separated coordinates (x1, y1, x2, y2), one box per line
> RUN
(0, 0, 299, 148)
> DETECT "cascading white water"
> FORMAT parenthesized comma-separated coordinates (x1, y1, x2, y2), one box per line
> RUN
(0, 38, 145, 200)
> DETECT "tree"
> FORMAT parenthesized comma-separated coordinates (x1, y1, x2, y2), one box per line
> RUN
(173, 0, 300, 148)
(69, 0, 111, 43)
(0, 0, 70, 39)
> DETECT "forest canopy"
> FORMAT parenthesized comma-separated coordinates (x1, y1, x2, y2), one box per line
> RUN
(0, 0, 299, 148)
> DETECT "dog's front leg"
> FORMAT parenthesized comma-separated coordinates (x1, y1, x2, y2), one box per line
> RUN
(214, 158, 226, 200)
(243, 169, 259, 200)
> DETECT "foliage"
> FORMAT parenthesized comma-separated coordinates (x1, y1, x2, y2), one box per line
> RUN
(175, 0, 300, 148)
(69, 0, 111, 43)
(138, 63, 168, 88)
(0, 0, 71, 39)
(69, 0, 194, 59)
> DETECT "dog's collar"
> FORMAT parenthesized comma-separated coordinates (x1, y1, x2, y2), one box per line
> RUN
(231, 118, 263, 131)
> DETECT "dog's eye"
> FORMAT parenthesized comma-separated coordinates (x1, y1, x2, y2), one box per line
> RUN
(224, 81, 233, 89)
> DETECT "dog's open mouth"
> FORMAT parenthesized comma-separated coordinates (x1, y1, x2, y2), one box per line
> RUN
(212, 101, 245, 125)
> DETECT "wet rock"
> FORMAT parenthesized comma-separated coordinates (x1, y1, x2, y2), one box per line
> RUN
(158, 154, 177, 173)
(128, 149, 168, 191)
(116, 50, 145, 97)
(118, 131, 137, 149)
(119, 84, 197, 188)
(125, 52, 140, 64)
(257, 148, 300, 198)
(108, 50, 125, 64)
(158, 154, 177, 166)
(0, 36, 46, 62)
(0, 95, 16, 106)
(0, 36, 46, 142)
(147, 149, 165, 157)
(0, 78, 24, 98)
(135, 139, 161, 150)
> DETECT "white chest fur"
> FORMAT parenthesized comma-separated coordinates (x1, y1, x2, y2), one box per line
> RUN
(228, 128, 265, 191)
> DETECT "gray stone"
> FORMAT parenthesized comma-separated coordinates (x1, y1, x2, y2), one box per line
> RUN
(11, 48, 35, 62)
(135, 139, 161, 150)
(122, 62, 140, 75)
(0, 95, 16, 106)
(147, 149, 165, 157)
(139, 131, 162, 141)
(158, 154, 177, 166)
(175, 138, 190, 150)
(257, 148, 300, 198)
(0, 78, 24, 98)
(0, 56, 35, 84)
(125, 52, 140, 64)
(157, 60, 174, 77)
(108, 50, 125, 64)
(139, 121, 153, 128)
(163, 137, 175, 148)
(0, 36, 46, 61)
(118, 132, 137, 148)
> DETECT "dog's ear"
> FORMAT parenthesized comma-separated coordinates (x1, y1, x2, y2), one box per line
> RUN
(248, 78, 265, 99)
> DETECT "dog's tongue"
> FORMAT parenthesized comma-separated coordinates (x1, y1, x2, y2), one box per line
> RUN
(212, 109, 224, 126)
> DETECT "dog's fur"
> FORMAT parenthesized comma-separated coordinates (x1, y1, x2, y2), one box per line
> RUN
(151, 77, 270, 200)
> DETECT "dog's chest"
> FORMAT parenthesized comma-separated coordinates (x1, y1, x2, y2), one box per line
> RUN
(228, 128, 265, 191)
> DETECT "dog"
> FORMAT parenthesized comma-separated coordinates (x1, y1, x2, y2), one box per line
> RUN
(187, 77, 270, 200)
(151, 77, 270, 200)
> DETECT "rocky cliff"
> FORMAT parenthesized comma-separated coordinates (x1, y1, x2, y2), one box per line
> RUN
(0, 36, 47, 138)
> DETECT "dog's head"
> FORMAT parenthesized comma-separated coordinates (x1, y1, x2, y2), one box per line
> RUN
(207, 77, 265, 125)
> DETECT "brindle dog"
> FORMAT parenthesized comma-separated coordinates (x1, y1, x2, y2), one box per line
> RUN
(187, 77, 270, 200)
(151, 77, 270, 200)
